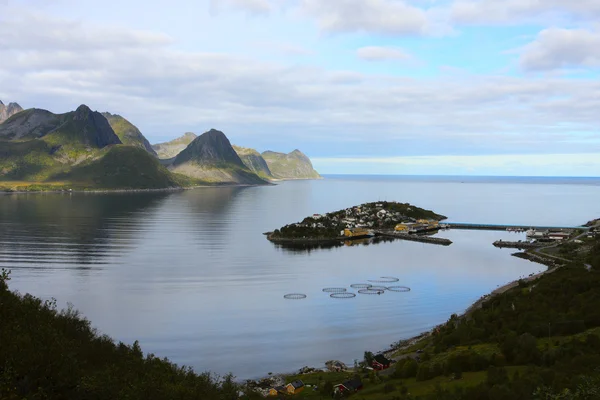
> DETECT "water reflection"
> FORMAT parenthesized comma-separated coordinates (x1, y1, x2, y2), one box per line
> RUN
(0, 192, 170, 267)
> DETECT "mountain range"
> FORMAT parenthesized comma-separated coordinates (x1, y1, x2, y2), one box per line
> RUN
(0, 101, 320, 191)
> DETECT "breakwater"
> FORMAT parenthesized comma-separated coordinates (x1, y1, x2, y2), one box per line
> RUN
(447, 223, 584, 232)
(493, 240, 546, 249)
(375, 230, 452, 246)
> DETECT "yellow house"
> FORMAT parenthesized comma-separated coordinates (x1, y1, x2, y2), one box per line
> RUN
(268, 386, 286, 396)
(285, 380, 305, 395)
(395, 224, 410, 232)
(344, 228, 370, 237)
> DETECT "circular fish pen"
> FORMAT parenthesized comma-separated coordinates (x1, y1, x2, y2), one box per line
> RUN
(322, 288, 347, 293)
(358, 289, 385, 295)
(367, 285, 388, 291)
(330, 293, 356, 299)
(386, 286, 411, 292)
(350, 283, 373, 289)
(284, 293, 307, 299)
(368, 276, 400, 283)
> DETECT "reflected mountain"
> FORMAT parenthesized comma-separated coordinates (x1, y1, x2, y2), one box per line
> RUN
(0, 192, 171, 267)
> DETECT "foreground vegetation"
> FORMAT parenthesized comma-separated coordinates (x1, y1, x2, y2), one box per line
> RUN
(0, 269, 241, 400)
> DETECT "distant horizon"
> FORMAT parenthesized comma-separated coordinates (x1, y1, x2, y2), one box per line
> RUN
(321, 174, 600, 179)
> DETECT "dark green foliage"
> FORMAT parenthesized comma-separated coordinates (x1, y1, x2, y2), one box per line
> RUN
(0, 276, 239, 400)
(430, 266, 600, 353)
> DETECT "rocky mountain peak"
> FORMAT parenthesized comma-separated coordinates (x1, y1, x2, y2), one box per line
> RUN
(0, 100, 24, 124)
(74, 104, 93, 120)
(173, 129, 246, 168)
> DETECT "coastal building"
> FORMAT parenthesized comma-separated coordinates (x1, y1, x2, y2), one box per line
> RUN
(268, 386, 287, 396)
(333, 379, 363, 394)
(285, 380, 305, 395)
(394, 223, 411, 232)
(344, 228, 373, 238)
(547, 232, 570, 241)
(372, 354, 392, 370)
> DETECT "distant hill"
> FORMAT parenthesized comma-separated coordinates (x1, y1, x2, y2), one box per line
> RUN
(102, 113, 157, 156)
(261, 149, 321, 180)
(0, 100, 24, 124)
(233, 145, 273, 180)
(152, 132, 197, 159)
(170, 129, 267, 185)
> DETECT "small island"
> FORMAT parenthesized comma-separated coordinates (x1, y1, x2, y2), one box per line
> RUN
(267, 201, 449, 246)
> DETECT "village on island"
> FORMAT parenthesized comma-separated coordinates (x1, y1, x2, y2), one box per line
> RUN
(266, 201, 597, 250)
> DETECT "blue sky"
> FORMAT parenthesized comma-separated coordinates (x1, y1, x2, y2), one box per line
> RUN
(1, 0, 600, 176)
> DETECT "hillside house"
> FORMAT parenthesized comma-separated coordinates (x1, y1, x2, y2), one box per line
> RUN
(285, 380, 305, 395)
(372, 354, 392, 370)
(334, 379, 363, 394)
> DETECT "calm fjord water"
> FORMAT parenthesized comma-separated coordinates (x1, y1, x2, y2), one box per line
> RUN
(2, 175, 599, 379)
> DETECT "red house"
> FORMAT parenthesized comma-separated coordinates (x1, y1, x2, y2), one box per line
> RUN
(372, 354, 392, 370)
(333, 379, 363, 395)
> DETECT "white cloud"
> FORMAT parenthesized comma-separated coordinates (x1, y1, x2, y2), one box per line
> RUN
(356, 46, 412, 61)
(1, 8, 600, 161)
(452, 0, 600, 24)
(299, 0, 430, 36)
(209, 0, 271, 14)
(0, 11, 171, 51)
(520, 28, 600, 71)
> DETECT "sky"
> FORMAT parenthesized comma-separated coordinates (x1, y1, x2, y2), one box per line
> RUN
(0, 0, 599, 176)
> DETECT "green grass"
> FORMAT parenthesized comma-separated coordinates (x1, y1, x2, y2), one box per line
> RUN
(50, 146, 184, 189)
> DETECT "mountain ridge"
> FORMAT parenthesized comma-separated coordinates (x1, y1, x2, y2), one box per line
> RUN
(152, 132, 197, 159)
(102, 112, 157, 156)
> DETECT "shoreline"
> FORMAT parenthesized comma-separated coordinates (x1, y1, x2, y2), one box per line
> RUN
(0, 176, 328, 195)
(268, 247, 564, 381)
(0, 182, 276, 195)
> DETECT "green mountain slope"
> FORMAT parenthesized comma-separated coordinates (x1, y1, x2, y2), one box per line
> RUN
(261, 149, 321, 180)
(152, 132, 197, 159)
(171, 129, 268, 185)
(51, 146, 184, 189)
(102, 113, 157, 156)
(233, 145, 274, 180)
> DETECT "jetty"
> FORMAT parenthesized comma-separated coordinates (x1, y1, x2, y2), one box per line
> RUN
(446, 222, 586, 232)
(493, 240, 546, 249)
(375, 230, 452, 246)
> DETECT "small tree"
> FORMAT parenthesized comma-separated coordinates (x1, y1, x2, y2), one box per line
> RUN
(364, 351, 374, 366)
(0, 268, 10, 291)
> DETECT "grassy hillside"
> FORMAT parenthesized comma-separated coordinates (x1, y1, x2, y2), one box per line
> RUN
(261, 150, 320, 180)
(0, 270, 241, 400)
(233, 145, 273, 180)
(102, 112, 157, 156)
(51, 146, 189, 189)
